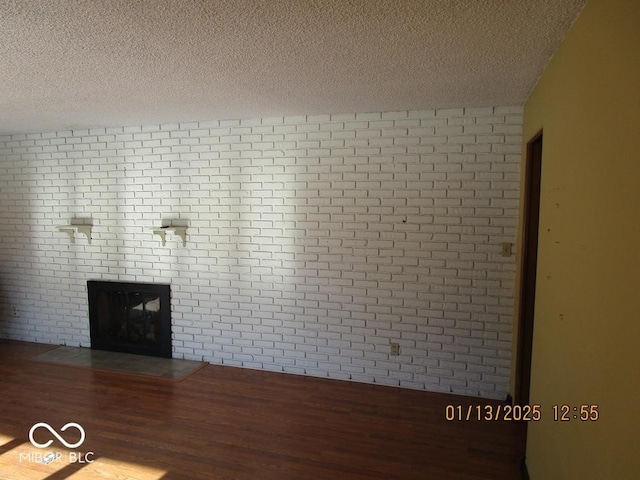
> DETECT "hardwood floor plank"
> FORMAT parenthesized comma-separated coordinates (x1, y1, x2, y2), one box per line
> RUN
(0, 340, 525, 479)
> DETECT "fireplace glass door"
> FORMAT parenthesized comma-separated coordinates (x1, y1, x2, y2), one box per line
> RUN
(88, 281, 171, 358)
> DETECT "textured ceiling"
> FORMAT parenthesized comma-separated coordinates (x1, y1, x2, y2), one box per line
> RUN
(0, 0, 586, 135)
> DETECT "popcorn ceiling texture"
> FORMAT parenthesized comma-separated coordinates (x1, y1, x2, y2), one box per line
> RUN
(0, 0, 584, 134)
(0, 106, 522, 398)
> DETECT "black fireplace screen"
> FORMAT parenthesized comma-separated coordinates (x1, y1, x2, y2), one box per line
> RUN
(87, 281, 172, 358)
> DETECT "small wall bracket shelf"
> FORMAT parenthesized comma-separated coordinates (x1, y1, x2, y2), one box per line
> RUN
(58, 224, 93, 244)
(151, 226, 187, 246)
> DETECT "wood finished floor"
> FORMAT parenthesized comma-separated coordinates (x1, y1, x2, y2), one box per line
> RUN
(0, 340, 525, 479)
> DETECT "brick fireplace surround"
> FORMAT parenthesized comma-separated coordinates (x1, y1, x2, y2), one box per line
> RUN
(0, 106, 522, 399)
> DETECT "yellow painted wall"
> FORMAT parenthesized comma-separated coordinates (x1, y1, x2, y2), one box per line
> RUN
(515, 0, 640, 477)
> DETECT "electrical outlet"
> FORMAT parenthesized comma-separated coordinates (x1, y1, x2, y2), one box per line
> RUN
(12, 305, 18, 317)
(390, 343, 400, 356)
(501, 242, 512, 257)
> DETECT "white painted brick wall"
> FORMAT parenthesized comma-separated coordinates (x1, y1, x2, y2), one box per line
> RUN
(0, 107, 522, 399)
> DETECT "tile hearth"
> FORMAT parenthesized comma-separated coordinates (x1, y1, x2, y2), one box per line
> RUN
(31, 346, 206, 381)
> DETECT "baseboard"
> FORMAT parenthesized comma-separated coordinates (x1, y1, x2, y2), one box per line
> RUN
(521, 458, 530, 480)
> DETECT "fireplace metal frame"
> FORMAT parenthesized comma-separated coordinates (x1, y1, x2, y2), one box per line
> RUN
(87, 280, 172, 358)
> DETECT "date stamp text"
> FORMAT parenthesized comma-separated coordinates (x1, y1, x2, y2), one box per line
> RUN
(444, 404, 599, 422)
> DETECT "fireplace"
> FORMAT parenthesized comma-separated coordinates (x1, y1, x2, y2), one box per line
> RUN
(87, 280, 172, 358)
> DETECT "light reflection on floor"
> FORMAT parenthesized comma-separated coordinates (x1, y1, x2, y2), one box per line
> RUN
(67, 457, 168, 479)
(0, 437, 167, 480)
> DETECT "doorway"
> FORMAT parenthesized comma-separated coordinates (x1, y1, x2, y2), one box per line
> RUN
(515, 131, 543, 405)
